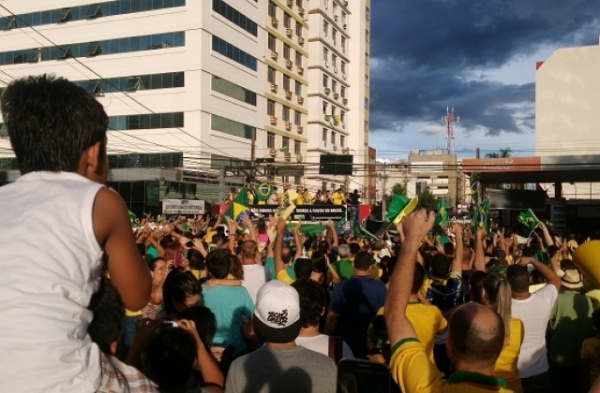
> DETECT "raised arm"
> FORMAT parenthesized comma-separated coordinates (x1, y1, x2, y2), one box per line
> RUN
(328, 219, 339, 248)
(385, 209, 435, 348)
(518, 256, 561, 291)
(242, 215, 257, 243)
(449, 222, 463, 274)
(293, 221, 304, 260)
(539, 222, 554, 247)
(474, 228, 487, 272)
(178, 319, 225, 389)
(94, 188, 151, 311)
(274, 219, 287, 274)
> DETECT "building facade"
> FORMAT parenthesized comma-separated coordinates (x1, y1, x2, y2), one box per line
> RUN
(535, 37, 600, 199)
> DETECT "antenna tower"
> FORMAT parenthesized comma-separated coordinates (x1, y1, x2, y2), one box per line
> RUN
(441, 107, 459, 154)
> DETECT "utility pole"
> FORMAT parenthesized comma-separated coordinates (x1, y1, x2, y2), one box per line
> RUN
(381, 162, 388, 219)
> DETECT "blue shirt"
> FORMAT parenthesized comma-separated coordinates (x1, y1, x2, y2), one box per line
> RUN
(201, 285, 254, 356)
(421, 271, 463, 313)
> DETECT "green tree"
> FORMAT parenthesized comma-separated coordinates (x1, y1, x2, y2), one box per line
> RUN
(417, 189, 438, 210)
(485, 147, 512, 158)
(386, 182, 407, 207)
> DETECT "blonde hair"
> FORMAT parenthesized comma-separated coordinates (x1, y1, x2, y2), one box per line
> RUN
(483, 272, 512, 336)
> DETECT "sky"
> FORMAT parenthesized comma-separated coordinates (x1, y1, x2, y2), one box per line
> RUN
(368, 0, 600, 160)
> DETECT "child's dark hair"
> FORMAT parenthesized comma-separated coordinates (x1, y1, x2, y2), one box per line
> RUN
(1, 75, 108, 174)
(162, 270, 202, 315)
(87, 277, 124, 355)
(292, 278, 326, 328)
(206, 249, 232, 279)
(144, 328, 197, 392)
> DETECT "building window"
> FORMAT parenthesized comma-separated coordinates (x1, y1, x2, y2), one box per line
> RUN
(295, 51, 302, 66)
(341, 61, 346, 74)
(340, 135, 345, 148)
(268, 2, 276, 18)
(366, 6, 370, 21)
(323, 47, 329, 63)
(322, 128, 327, 141)
(296, 0, 303, 7)
(73, 71, 185, 94)
(1, 31, 185, 66)
(212, 35, 257, 71)
(211, 114, 254, 139)
(283, 74, 291, 92)
(0, 0, 186, 32)
(323, 74, 328, 88)
(295, 81, 302, 96)
(282, 136, 289, 149)
(332, 80, 337, 94)
(365, 74, 369, 87)
(213, 0, 258, 36)
(365, 120, 369, 132)
(295, 21, 302, 37)
(322, 101, 328, 114)
(283, 43, 290, 59)
(342, 12, 347, 24)
(341, 85, 346, 98)
(341, 36, 346, 52)
(284, 12, 291, 28)
(333, 2, 338, 15)
(325, 0, 329, 9)
(332, 29, 337, 44)
(211, 75, 257, 106)
(267, 100, 275, 116)
(294, 110, 301, 125)
(365, 29, 370, 43)
(268, 34, 276, 51)
(108, 112, 184, 131)
(294, 140, 301, 155)
(268, 67, 276, 83)
(323, 20, 329, 36)
(331, 131, 336, 144)
(365, 98, 369, 109)
(267, 132, 275, 148)
(341, 110, 345, 123)
(282, 106, 290, 121)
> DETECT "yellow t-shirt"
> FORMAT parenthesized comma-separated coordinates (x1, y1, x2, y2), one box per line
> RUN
(378, 303, 447, 363)
(331, 191, 344, 205)
(304, 193, 313, 204)
(295, 194, 304, 204)
(581, 336, 600, 387)
(205, 228, 216, 243)
(494, 318, 524, 393)
(390, 339, 511, 393)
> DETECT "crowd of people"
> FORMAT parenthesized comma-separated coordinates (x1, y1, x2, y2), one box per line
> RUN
(229, 185, 362, 207)
(3, 76, 600, 393)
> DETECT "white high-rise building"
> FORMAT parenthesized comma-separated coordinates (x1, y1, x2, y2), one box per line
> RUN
(304, 0, 372, 197)
(0, 0, 265, 209)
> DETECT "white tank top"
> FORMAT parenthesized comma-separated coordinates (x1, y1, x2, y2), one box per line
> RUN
(0, 172, 104, 392)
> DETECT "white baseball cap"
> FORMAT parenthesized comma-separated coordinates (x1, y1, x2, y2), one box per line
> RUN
(252, 281, 302, 343)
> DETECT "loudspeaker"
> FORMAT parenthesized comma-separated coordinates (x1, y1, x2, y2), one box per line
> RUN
(319, 154, 353, 175)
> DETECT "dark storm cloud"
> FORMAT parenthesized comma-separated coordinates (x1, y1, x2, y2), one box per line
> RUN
(370, 0, 600, 135)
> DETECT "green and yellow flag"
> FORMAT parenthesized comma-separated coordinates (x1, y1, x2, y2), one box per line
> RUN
(225, 186, 250, 224)
(435, 200, 449, 228)
(517, 209, 540, 231)
(471, 199, 490, 231)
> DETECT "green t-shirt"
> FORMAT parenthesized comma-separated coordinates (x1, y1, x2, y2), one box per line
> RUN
(146, 245, 159, 260)
(330, 259, 354, 282)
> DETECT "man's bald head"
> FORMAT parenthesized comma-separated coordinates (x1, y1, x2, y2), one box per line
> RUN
(448, 303, 505, 367)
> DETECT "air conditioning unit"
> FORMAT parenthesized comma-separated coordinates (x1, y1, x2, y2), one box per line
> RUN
(297, 126, 303, 134)
(343, 24, 347, 30)
(271, 18, 278, 27)
(333, 145, 338, 151)
(298, 66, 304, 75)
(269, 149, 277, 157)
(285, 152, 292, 161)
(333, 67, 338, 73)
(342, 98, 348, 105)
(285, 91, 292, 100)
(342, 123, 346, 129)
(342, 73, 347, 80)
(325, 62, 330, 68)
(296, 155, 303, 163)
(298, 37, 305, 45)
(270, 116, 278, 125)
(334, 15, 339, 21)
(286, 28, 293, 38)
(325, 87, 331, 95)
(285, 121, 292, 130)
(287, 0, 293, 6)
(297, 96, 304, 105)
(270, 83, 278, 93)
(298, 7, 305, 15)
(334, 93, 339, 99)
(271, 50, 278, 60)
(344, 1, 348, 6)
(285, 59, 292, 69)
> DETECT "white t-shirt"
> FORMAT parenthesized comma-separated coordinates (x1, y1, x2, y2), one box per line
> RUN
(242, 264, 271, 304)
(296, 334, 354, 359)
(0, 172, 104, 392)
(512, 284, 558, 378)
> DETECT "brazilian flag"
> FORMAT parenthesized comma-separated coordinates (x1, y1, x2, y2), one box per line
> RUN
(434, 200, 449, 228)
